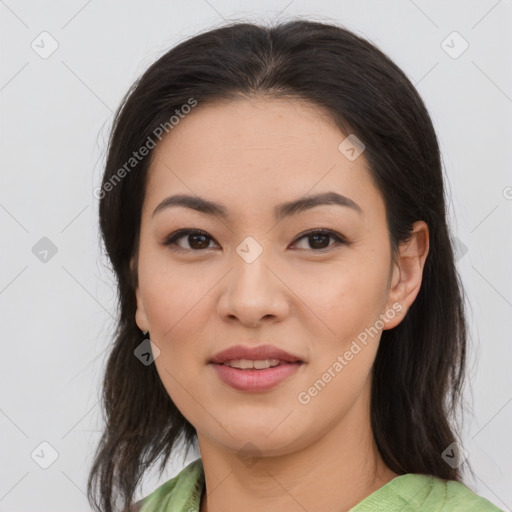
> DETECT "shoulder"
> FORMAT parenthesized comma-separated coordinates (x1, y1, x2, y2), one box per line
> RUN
(351, 473, 503, 511)
(393, 474, 503, 511)
(440, 478, 503, 511)
(133, 458, 205, 512)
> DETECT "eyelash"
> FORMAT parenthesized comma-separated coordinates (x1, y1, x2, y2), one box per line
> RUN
(161, 228, 348, 253)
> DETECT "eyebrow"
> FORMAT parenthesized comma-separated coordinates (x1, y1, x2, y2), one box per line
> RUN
(152, 191, 362, 221)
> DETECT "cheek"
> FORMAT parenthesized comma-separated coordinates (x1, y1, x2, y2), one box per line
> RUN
(139, 240, 200, 318)
(293, 255, 389, 343)
(137, 246, 216, 366)
(142, 275, 211, 348)
(138, 258, 214, 419)
(293, 263, 387, 418)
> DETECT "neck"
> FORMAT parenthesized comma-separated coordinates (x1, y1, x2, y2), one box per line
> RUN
(197, 385, 399, 512)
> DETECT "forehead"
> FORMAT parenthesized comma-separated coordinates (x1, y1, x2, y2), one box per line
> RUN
(144, 97, 385, 224)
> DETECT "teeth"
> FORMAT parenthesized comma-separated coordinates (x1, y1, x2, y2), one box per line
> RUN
(223, 358, 281, 369)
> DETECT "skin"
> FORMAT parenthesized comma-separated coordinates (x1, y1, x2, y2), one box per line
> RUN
(131, 97, 429, 512)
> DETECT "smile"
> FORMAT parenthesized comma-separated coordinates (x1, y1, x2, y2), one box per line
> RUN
(210, 361, 303, 392)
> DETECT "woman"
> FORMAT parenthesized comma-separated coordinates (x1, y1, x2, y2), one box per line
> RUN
(87, 19, 503, 512)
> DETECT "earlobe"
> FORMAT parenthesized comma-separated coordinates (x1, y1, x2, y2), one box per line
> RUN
(130, 255, 149, 333)
(383, 221, 429, 330)
(135, 302, 148, 334)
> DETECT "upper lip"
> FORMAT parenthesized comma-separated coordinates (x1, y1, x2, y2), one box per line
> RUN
(210, 344, 303, 364)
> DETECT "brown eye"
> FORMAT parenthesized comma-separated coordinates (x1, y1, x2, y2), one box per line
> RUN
(162, 228, 347, 253)
(162, 229, 217, 252)
(292, 229, 347, 251)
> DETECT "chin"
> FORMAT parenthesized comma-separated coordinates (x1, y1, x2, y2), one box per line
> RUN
(219, 423, 305, 454)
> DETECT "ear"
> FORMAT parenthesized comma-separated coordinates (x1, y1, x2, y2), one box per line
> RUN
(130, 255, 149, 333)
(383, 221, 429, 330)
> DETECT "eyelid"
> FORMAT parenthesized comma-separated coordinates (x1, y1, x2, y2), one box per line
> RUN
(161, 227, 348, 252)
(161, 229, 218, 251)
(291, 228, 348, 251)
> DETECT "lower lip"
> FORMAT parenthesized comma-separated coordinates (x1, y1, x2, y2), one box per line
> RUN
(210, 362, 303, 392)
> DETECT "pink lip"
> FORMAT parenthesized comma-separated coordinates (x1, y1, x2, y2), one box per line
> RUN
(211, 362, 303, 392)
(209, 344, 303, 364)
(209, 344, 304, 392)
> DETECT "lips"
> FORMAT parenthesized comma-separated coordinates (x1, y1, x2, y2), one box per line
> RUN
(209, 344, 303, 365)
(209, 344, 305, 391)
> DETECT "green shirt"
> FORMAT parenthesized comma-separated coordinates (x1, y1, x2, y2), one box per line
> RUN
(138, 457, 503, 511)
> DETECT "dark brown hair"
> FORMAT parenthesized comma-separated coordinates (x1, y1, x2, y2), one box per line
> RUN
(88, 18, 469, 512)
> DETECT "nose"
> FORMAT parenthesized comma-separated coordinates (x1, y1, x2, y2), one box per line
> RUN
(217, 244, 289, 327)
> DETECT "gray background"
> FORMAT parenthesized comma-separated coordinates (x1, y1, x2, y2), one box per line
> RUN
(1, 0, 511, 510)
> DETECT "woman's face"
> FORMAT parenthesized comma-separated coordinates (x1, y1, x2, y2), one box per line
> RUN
(132, 97, 408, 455)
